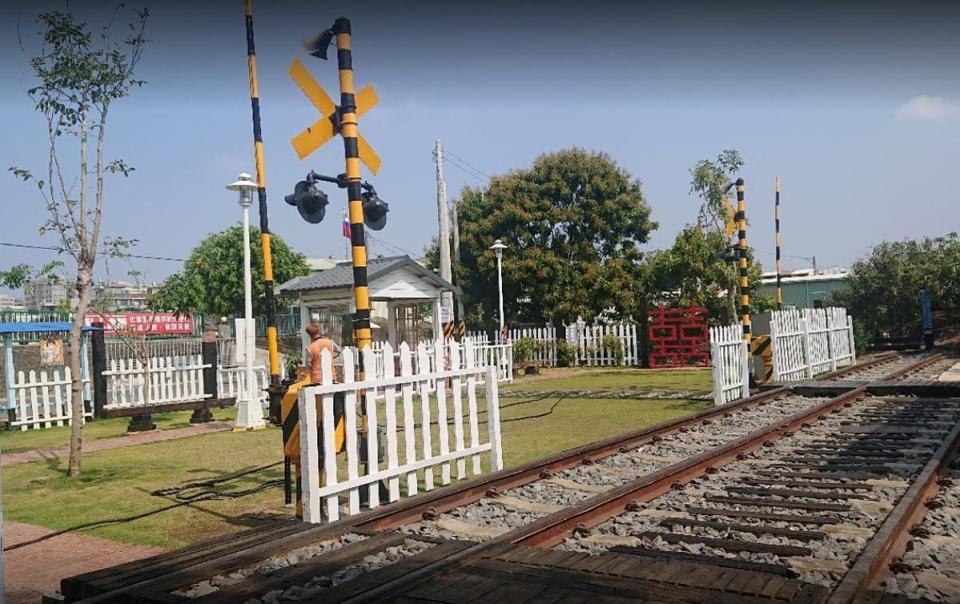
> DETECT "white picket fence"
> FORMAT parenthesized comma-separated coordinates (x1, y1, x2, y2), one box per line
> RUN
(771, 307, 855, 381)
(10, 367, 93, 430)
(565, 322, 639, 367)
(217, 365, 269, 406)
(298, 341, 503, 523)
(709, 325, 750, 405)
(370, 337, 513, 385)
(102, 354, 210, 408)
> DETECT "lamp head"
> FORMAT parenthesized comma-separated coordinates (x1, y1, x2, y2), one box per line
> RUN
(489, 239, 508, 256)
(226, 172, 259, 208)
(303, 28, 335, 60)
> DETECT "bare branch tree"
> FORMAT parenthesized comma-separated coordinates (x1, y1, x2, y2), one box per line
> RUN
(7, 7, 149, 477)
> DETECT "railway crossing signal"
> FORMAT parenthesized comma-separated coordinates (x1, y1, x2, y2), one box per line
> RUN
(288, 58, 382, 174)
(284, 171, 389, 230)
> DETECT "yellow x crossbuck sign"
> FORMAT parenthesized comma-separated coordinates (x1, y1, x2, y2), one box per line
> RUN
(288, 58, 382, 175)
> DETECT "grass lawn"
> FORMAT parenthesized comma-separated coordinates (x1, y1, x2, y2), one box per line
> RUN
(1, 407, 237, 454)
(2, 368, 711, 549)
(503, 367, 712, 393)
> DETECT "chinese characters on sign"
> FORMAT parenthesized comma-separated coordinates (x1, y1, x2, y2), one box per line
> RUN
(85, 312, 195, 335)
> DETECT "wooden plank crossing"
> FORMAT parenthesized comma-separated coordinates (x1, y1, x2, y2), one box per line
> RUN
(294, 543, 832, 603)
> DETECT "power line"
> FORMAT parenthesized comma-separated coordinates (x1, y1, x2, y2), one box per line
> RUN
(0, 241, 185, 262)
(365, 232, 422, 259)
(444, 157, 488, 184)
(444, 150, 491, 181)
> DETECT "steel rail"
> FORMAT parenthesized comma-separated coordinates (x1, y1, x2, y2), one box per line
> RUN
(339, 354, 940, 602)
(827, 405, 960, 603)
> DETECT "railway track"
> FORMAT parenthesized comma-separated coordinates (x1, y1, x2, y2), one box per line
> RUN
(62, 352, 960, 604)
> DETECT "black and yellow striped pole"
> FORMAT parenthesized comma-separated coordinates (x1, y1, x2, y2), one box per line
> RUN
(775, 176, 783, 310)
(243, 0, 290, 504)
(333, 18, 389, 506)
(736, 178, 751, 340)
(333, 17, 373, 355)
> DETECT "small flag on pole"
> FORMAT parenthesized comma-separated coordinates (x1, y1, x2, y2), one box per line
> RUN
(342, 213, 351, 239)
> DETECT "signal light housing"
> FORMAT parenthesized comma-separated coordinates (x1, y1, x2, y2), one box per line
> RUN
(360, 183, 389, 231)
(284, 179, 328, 224)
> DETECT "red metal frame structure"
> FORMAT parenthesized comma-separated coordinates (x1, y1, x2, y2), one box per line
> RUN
(647, 305, 709, 367)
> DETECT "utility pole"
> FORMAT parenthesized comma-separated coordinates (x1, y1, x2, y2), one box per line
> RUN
(812, 256, 817, 275)
(434, 140, 454, 328)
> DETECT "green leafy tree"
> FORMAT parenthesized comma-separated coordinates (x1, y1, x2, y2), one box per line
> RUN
(151, 226, 310, 317)
(6, 8, 149, 477)
(834, 234, 960, 337)
(645, 226, 772, 324)
(434, 148, 657, 329)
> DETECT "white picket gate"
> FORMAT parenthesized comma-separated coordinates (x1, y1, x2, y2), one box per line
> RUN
(709, 325, 750, 405)
(217, 365, 269, 405)
(10, 367, 93, 430)
(102, 354, 210, 408)
(771, 307, 855, 381)
(298, 341, 503, 523)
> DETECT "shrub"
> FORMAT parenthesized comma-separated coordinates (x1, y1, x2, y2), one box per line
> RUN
(602, 334, 626, 365)
(557, 340, 577, 367)
(512, 337, 536, 364)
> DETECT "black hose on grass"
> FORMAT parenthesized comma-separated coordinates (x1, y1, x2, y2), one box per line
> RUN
(4, 463, 286, 552)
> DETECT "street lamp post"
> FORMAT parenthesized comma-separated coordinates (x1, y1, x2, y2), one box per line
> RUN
(227, 172, 265, 430)
(489, 239, 508, 339)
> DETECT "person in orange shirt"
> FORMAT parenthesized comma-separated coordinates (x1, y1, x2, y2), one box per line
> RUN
(305, 322, 338, 383)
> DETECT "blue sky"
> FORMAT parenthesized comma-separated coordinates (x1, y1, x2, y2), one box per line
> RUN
(2, 0, 959, 290)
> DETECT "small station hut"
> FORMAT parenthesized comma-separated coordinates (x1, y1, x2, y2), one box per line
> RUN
(278, 255, 459, 357)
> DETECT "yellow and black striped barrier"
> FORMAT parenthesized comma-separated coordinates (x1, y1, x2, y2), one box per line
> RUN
(750, 334, 774, 383)
(281, 372, 345, 518)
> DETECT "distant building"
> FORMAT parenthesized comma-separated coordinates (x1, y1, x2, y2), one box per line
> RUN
(25, 279, 72, 311)
(0, 293, 26, 311)
(758, 268, 850, 309)
(94, 280, 163, 312)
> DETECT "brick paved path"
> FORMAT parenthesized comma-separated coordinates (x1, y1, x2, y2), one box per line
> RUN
(4, 521, 167, 603)
(1, 421, 234, 466)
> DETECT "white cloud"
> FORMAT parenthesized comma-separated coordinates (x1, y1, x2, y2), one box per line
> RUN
(896, 95, 960, 122)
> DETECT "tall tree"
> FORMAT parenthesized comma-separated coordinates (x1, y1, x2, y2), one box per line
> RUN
(150, 225, 310, 317)
(7, 8, 149, 476)
(436, 148, 657, 328)
(688, 149, 745, 322)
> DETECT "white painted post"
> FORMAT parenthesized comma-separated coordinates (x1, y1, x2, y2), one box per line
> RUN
(417, 343, 434, 490)
(399, 343, 418, 496)
(341, 348, 360, 514)
(3, 335, 14, 415)
(484, 366, 503, 471)
(801, 317, 814, 379)
(362, 346, 380, 509)
(464, 340, 482, 475)
(433, 340, 451, 485)
(298, 382, 321, 523)
(710, 336, 723, 406)
(381, 342, 400, 503)
(449, 344, 466, 480)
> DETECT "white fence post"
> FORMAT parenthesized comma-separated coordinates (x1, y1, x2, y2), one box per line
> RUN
(485, 365, 503, 471)
(709, 324, 750, 406)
